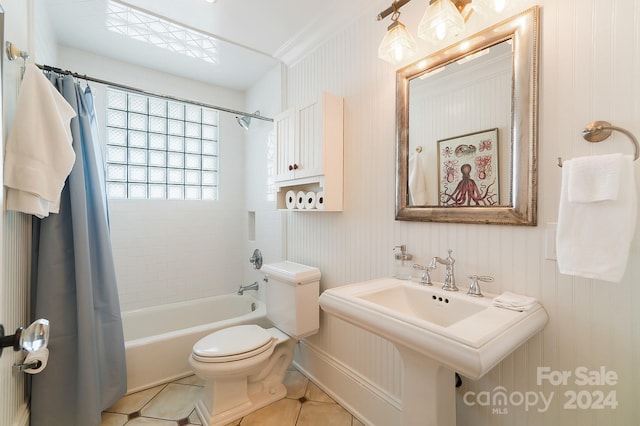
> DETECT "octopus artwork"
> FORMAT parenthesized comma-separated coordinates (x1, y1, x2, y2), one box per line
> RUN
(441, 163, 497, 206)
(438, 129, 500, 206)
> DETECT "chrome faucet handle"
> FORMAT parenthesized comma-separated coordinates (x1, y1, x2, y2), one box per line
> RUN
(249, 248, 263, 270)
(467, 275, 494, 297)
(412, 263, 434, 286)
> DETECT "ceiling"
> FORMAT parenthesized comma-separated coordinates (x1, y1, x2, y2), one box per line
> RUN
(44, 0, 378, 91)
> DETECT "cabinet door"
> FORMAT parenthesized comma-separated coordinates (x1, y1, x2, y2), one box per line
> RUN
(274, 109, 295, 182)
(295, 98, 324, 179)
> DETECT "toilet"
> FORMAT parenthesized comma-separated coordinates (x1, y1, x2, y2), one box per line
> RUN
(189, 261, 321, 426)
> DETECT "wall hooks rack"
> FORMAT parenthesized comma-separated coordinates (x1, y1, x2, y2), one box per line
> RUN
(557, 121, 640, 167)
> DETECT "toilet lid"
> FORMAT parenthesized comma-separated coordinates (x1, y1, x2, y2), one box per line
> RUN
(193, 324, 274, 360)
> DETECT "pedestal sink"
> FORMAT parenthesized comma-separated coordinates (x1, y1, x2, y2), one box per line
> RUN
(319, 278, 548, 426)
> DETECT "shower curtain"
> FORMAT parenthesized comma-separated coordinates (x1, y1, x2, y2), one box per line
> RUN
(30, 73, 126, 425)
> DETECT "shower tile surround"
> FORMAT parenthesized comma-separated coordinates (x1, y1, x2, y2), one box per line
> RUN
(100, 368, 363, 426)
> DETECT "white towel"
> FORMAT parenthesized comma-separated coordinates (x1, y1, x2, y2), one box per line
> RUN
(493, 292, 538, 311)
(567, 153, 623, 202)
(556, 154, 637, 282)
(408, 152, 427, 205)
(4, 64, 77, 218)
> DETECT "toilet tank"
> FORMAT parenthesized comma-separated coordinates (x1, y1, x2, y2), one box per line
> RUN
(261, 261, 321, 339)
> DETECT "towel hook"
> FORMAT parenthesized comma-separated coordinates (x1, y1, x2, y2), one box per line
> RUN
(6, 42, 30, 80)
(557, 121, 640, 167)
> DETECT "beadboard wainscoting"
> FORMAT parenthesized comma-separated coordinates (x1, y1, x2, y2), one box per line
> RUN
(0, 212, 31, 426)
(294, 322, 402, 426)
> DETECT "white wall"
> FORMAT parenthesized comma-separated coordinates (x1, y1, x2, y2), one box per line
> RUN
(242, 65, 285, 298)
(280, 1, 640, 425)
(57, 47, 249, 311)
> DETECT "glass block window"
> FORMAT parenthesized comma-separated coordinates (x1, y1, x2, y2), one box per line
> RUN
(105, 88, 219, 200)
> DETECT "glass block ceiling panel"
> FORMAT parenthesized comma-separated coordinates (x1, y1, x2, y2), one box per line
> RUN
(106, 0, 218, 64)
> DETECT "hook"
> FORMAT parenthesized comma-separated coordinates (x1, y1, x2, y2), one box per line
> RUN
(6, 42, 30, 80)
(6, 41, 29, 62)
(557, 121, 639, 167)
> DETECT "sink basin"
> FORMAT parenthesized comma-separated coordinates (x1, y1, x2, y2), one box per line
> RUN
(358, 282, 485, 327)
(320, 277, 548, 380)
(319, 277, 548, 426)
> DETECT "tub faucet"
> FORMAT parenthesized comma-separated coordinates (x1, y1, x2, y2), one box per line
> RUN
(237, 281, 259, 295)
(433, 249, 458, 291)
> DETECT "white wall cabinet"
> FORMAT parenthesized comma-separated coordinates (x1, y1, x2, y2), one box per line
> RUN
(274, 92, 344, 211)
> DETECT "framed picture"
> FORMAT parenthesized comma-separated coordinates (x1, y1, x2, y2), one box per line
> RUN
(437, 128, 499, 206)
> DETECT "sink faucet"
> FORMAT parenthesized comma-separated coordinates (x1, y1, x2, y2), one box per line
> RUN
(412, 261, 436, 285)
(433, 249, 458, 291)
(237, 281, 259, 295)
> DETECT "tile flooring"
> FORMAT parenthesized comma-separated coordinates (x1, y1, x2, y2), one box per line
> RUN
(100, 367, 364, 426)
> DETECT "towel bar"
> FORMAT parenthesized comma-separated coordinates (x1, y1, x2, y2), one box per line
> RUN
(557, 121, 639, 167)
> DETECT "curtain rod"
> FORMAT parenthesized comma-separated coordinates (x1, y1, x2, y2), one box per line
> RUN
(36, 63, 273, 122)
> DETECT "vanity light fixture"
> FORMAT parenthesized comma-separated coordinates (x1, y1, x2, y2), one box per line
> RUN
(377, 3, 417, 65)
(417, 0, 467, 43)
(377, 0, 509, 63)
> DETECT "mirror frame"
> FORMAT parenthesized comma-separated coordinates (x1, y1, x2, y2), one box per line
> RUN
(395, 6, 539, 225)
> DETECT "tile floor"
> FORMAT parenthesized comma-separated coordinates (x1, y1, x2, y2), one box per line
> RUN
(100, 367, 365, 426)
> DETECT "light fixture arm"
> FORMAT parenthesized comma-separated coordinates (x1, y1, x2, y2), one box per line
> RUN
(377, 0, 473, 21)
(377, 0, 413, 21)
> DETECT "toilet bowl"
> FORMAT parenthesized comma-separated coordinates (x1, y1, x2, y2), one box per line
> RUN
(189, 261, 320, 426)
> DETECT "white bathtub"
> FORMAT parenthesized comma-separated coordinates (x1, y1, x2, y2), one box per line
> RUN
(122, 293, 269, 394)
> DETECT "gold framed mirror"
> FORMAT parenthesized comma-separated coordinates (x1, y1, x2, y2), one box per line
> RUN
(395, 6, 539, 225)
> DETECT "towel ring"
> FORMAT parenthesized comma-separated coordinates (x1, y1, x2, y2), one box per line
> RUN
(557, 121, 640, 167)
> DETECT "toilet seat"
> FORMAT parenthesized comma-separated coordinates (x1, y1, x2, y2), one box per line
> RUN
(192, 324, 275, 363)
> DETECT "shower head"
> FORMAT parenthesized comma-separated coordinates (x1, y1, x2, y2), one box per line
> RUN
(236, 110, 260, 129)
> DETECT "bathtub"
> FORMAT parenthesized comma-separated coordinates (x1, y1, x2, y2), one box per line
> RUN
(122, 293, 270, 394)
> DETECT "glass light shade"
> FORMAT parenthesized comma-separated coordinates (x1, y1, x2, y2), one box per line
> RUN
(417, 0, 465, 43)
(378, 20, 417, 65)
(472, 0, 508, 15)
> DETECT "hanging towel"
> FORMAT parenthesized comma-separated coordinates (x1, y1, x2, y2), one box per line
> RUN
(567, 153, 623, 202)
(556, 154, 637, 282)
(4, 63, 76, 218)
(408, 151, 428, 205)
